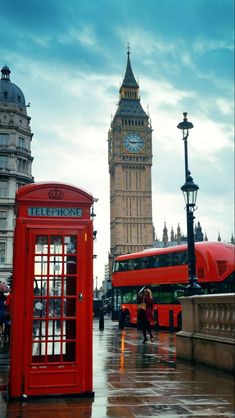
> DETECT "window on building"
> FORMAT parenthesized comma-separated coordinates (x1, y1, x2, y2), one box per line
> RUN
(0, 156, 9, 169)
(0, 133, 9, 145)
(18, 137, 25, 148)
(17, 158, 28, 173)
(0, 181, 8, 197)
(0, 211, 7, 230)
(0, 242, 6, 263)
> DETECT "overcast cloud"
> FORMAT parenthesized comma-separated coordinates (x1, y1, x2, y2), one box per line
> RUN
(0, 0, 234, 286)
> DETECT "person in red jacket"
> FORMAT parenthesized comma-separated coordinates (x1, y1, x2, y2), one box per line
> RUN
(142, 288, 154, 343)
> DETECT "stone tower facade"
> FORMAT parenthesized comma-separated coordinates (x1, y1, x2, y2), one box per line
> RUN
(0, 65, 34, 282)
(108, 50, 154, 267)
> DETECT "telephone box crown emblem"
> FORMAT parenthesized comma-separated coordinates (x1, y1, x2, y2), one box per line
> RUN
(48, 188, 64, 200)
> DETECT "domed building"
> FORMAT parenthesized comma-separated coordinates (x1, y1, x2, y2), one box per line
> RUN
(0, 65, 34, 283)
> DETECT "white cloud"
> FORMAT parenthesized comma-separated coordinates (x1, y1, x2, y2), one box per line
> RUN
(58, 24, 97, 47)
(193, 38, 234, 53)
(216, 98, 233, 116)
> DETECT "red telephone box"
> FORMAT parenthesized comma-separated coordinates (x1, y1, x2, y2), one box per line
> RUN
(9, 182, 94, 398)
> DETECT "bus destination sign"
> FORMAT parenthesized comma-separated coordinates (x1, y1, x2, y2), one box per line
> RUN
(28, 207, 83, 217)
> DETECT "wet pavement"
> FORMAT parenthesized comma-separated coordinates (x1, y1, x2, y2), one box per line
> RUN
(0, 318, 234, 417)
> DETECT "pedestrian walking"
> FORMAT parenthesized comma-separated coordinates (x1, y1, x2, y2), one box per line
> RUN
(4, 290, 12, 338)
(0, 291, 7, 336)
(137, 288, 154, 343)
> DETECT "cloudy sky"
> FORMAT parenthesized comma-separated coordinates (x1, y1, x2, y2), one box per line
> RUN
(1, 0, 234, 286)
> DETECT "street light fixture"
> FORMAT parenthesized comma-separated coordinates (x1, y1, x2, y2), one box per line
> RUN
(181, 172, 199, 208)
(177, 112, 193, 180)
(177, 113, 201, 295)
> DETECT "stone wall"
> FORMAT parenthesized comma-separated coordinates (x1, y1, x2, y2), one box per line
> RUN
(176, 293, 235, 372)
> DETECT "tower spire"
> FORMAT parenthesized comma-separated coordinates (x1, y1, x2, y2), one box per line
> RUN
(127, 42, 130, 56)
(121, 45, 139, 90)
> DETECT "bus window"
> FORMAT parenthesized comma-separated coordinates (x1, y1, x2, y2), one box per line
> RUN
(122, 291, 133, 303)
(159, 254, 171, 267)
(179, 251, 187, 265)
(127, 260, 135, 270)
(147, 255, 159, 268)
(174, 284, 186, 299)
(112, 261, 119, 272)
(151, 286, 160, 303)
(120, 287, 138, 304)
(139, 257, 149, 269)
(172, 252, 187, 266)
(158, 284, 179, 304)
(171, 253, 179, 265)
(133, 259, 140, 270)
(119, 261, 128, 271)
(153, 256, 160, 267)
(220, 273, 235, 292)
(201, 273, 235, 294)
(113, 287, 122, 310)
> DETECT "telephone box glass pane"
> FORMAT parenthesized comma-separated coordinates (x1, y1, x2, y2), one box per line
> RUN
(48, 299, 61, 317)
(48, 320, 62, 337)
(65, 256, 77, 274)
(34, 298, 46, 318)
(33, 320, 46, 338)
(34, 278, 47, 295)
(49, 256, 63, 275)
(49, 277, 62, 296)
(35, 236, 48, 254)
(64, 298, 76, 316)
(64, 276, 76, 295)
(50, 236, 63, 254)
(31, 233, 78, 364)
(32, 342, 46, 362)
(34, 256, 47, 275)
(65, 320, 76, 339)
(63, 342, 76, 362)
(65, 236, 77, 254)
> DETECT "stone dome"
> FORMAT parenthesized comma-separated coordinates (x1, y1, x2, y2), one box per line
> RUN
(0, 65, 26, 107)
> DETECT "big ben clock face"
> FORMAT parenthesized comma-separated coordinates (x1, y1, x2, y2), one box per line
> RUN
(123, 132, 144, 153)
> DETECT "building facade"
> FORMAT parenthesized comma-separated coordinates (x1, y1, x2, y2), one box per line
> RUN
(0, 65, 34, 283)
(108, 50, 154, 269)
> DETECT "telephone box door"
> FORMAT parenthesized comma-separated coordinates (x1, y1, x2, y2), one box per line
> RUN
(23, 227, 91, 396)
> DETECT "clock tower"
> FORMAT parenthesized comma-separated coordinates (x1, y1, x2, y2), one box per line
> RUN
(108, 49, 154, 266)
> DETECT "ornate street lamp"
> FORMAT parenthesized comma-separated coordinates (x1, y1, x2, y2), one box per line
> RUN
(177, 113, 201, 295)
(177, 112, 193, 180)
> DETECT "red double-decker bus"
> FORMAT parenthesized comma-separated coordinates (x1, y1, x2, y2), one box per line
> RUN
(111, 242, 235, 329)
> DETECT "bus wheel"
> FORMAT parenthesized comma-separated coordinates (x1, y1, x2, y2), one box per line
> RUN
(123, 310, 130, 325)
(177, 312, 182, 330)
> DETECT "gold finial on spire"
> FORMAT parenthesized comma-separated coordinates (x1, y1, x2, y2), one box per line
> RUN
(127, 42, 131, 56)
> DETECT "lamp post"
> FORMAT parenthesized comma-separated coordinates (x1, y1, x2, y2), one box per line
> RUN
(177, 112, 193, 180)
(177, 113, 201, 295)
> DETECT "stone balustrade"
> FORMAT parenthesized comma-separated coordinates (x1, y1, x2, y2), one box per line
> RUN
(176, 293, 235, 372)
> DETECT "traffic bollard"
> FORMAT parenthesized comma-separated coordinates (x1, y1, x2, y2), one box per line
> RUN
(99, 308, 104, 330)
(154, 309, 159, 331)
(169, 309, 174, 333)
(118, 308, 124, 329)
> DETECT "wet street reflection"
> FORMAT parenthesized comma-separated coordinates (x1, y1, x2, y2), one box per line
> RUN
(0, 319, 234, 417)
